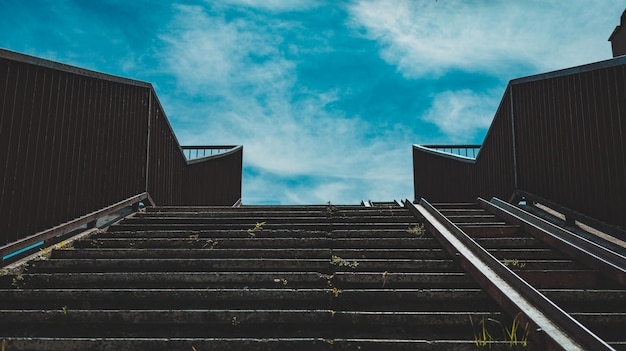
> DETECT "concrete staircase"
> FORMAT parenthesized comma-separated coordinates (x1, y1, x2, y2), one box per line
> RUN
(0, 204, 537, 350)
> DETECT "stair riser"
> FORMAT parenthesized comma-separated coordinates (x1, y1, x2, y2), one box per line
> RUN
(128, 216, 417, 224)
(6, 272, 478, 289)
(101, 229, 422, 239)
(108, 223, 418, 232)
(26, 259, 463, 274)
(74, 238, 445, 249)
(0, 289, 498, 311)
(0, 338, 537, 351)
(50, 248, 451, 260)
(0, 311, 509, 340)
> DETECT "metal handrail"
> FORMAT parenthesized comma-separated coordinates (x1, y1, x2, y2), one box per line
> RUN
(405, 198, 613, 351)
(420, 144, 481, 159)
(480, 197, 626, 285)
(181, 145, 239, 161)
(1, 193, 149, 266)
(413, 56, 626, 229)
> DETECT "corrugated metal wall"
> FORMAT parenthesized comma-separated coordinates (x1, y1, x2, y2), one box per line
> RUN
(0, 55, 148, 245)
(513, 63, 626, 228)
(145, 92, 243, 206)
(414, 58, 626, 229)
(0, 49, 242, 247)
(413, 86, 516, 203)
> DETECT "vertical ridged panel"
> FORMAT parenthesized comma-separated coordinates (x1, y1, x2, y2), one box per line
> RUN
(414, 60, 626, 228)
(0, 55, 149, 246)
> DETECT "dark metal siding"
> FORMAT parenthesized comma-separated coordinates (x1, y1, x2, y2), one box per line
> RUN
(414, 86, 515, 203)
(0, 50, 243, 247)
(414, 58, 626, 229)
(513, 65, 626, 228)
(0, 56, 149, 245)
(146, 92, 243, 206)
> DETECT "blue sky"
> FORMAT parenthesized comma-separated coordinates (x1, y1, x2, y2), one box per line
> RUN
(1, 0, 624, 205)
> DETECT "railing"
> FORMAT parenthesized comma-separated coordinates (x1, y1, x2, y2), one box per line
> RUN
(182, 146, 238, 160)
(0, 49, 243, 260)
(145, 95, 242, 206)
(420, 145, 481, 159)
(414, 56, 626, 229)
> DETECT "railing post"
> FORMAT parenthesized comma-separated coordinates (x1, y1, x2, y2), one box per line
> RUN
(145, 89, 152, 199)
(510, 84, 519, 191)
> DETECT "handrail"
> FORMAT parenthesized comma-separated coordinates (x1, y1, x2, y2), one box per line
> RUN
(413, 145, 477, 163)
(419, 144, 481, 159)
(0, 48, 151, 88)
(480, 197, 626, 286)
(182, 145, 239, 161)
(413, 56, 626, 229)
(516, 190, 626, 242)
(1, 193, 148, 266)
(405, 198, 614, 351)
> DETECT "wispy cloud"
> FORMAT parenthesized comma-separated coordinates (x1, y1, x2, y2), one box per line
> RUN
(348, 0, 619, 79)
(3, 0, 619, 204)
(421, 89, 501, 143)
(158, 3, 415, 204)
(158, 4, 294, 95)
(212, 0, 322, 12)
(348, 0, 622, 142)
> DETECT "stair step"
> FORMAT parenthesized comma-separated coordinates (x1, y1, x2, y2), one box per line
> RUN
(430, 203, 479, 209)
(473, 237, 545, 248)
(74, 237, 445, 249)
(0, 288, 498, 311)
(0, 309, 502, 329)
(517, 270, 600, 289)
(0, 337, 539, 351)
(26, 258, 463, 273)
(13, 202, 624, 350)
(434, 208, 487, 215)
(460, 225, 521, 237)
(101, 229, 425, 239)
(4, 272, 478, 289)
(538, 289, 626, 313)
(49, 247, 561, 260)
(74, 236, 545, 249)
(439, 214, 502, 224)
(50, 248, 451, 260)
(124, 216, 417, 224)
(108, 222, 417, 232)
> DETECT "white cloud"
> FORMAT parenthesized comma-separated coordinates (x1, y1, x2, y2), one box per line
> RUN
(212, 0, 322, 12)
(349, 0, 625, 141)
(349, 0, 621, 79)
(421, 89, 500, 143)
(158, 5, 294, 96)
(159, 4, 414, 204)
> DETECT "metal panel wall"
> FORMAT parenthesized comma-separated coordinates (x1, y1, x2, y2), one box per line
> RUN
(413, 86, 516, 203)
(513, 65, 626, 228)
(182, 146, 243, 206)
(413, 58, 626, 229)
(0, 54, 149, 245)
(146, 92, 242, 206)
(1, 49, 243, 247)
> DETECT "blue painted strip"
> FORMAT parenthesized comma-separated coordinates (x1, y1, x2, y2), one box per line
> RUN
(2, 241, 44, 260)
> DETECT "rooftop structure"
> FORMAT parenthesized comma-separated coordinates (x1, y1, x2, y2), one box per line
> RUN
(610, 9, 626, 57)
